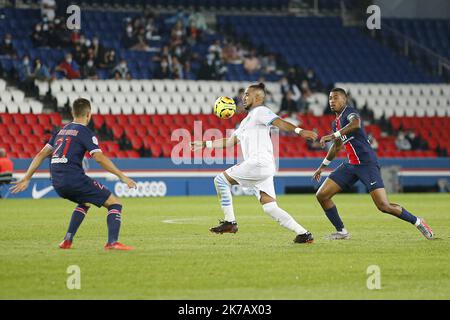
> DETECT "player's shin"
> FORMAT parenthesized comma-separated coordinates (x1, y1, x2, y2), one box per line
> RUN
(398, 207, 419, 225)
(64, 204, 89, 241)
(214, 173, 236, 222)
(324, 206, 346, 232)
(107, 204, 122, 244)
(262, 202, 307, 235)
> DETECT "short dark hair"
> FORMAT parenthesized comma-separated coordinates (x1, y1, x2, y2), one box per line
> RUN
(248, 82, 266, 99)
(249, 82, 266, 92)
(330, 87, 347, 97)
(72, 98, 91, 117)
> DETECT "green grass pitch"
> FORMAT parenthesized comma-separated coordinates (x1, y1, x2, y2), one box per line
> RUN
(1, 194, 449, 299)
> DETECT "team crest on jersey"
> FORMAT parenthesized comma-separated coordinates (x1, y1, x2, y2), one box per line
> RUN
(92, 136, 99, 145)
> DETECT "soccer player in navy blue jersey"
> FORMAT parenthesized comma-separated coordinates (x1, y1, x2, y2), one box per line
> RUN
(313, 88, 434, 240)
(11, 98, 137, 250)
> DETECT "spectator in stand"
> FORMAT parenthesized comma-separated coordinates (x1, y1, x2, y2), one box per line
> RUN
(300, 80, 312, 100)
(212, 53, 227, 80)
(222, 40, 241, 64)
(171, 56, 184, 79)
(368, 133, 379, 151)
(55, 53, 80, 79)
(72, 43, 87, 67)
(243, 50, 260, 74)
(0, 34, 17, 57)
(33, 58, 52, 82)
(52, 17, 71, 48)
(132, 26, 151, 51)
(280, 76, 301, 114)
(208, 39, 222, 57)
(123, 23, 137, 49)
(233, 88, 245, 111)
(98, 49, 116, 70)
(396, 131, 412, 151)
(305, 68, 322, 92)
(81, 58, 98, 80)
(41, 0, 56, 22)
(188, 7, 208, 32)
(170, 20, 186, 47)
(0, 148, 13, 174)
(91, 36, 105, 63)
(154, 56, 170, 79)
(31, 23, 47, 47)
(347, 91, 358, 109)
(186, 20, 200, 45)
(406, 130, 425, 151)
(112, 59, 129, 79)
(261, 54, 277, 74)
(17, 55, 35, 93)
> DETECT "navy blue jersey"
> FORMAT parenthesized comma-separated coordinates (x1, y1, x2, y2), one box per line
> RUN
(332, 106, 378, 165)
(47, 122, 102, 186)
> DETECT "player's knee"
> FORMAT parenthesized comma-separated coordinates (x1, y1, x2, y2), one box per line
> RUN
(315, 190, 327, 203)
(105, 194, 121, 207)
(262, 201, 277, 213)
(376, 202, 390, 213)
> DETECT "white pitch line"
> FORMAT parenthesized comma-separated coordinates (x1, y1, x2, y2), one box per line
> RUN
(162, 218, 207, 224)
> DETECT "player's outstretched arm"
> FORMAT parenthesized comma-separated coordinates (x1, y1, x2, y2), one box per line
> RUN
(313, 140, 343, 182)
(190, 136, 238, 151)
(271, 118, 318, 141)
(10, 145, 53, 193)
(92, 152, 137, 188)
(320, 117, 361, 147)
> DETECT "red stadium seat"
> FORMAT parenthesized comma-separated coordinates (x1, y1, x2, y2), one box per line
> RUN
(130, 136, 143, 150)
(25, 113, 38, 125)
(111, 126, 124, 139)
(92, 115, 105, 129)
(126, 150, 140, 158)
(150, 144, 162, 157)
(0, 124, 7, 135)
(49, 113, 62, 126)
(0, 113, 13, 124)
(8, 124, 20, 135)
(14, 114, 26, 125)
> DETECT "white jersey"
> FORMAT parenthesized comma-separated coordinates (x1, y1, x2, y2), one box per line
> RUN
(232, 105, 279, 166)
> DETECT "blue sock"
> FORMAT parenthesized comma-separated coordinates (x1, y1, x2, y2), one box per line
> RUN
(64, 205, 89, 241)
(398, 208, 418, 224)
(107, 204, 122, 244)
(324, 206, 345, 232)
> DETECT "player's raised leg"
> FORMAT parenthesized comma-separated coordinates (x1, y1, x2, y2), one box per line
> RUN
(259, 191, 313, 244)
(210, 172, 238, 234)
(370, 188, 434, 240)
(59, 204, 90, 249)
(103, 194, 134, 250)
(316, 178, 350, 240)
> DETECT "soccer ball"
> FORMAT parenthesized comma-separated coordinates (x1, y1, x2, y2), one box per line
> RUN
(214, 96, 236, 119)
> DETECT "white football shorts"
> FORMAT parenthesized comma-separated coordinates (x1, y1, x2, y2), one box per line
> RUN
(225, 159, 277, 200)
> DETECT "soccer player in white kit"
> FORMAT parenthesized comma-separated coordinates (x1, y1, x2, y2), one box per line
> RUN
(192, 83, 318, 243)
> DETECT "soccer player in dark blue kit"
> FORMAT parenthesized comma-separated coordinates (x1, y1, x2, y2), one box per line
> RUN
(11, 98, 137, 250)
(313, 88, 434, 240)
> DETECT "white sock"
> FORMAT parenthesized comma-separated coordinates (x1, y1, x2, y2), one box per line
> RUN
(262, 202, 307, 235)
(214, 173, 236, 222)
(414, 217, 421, 226)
